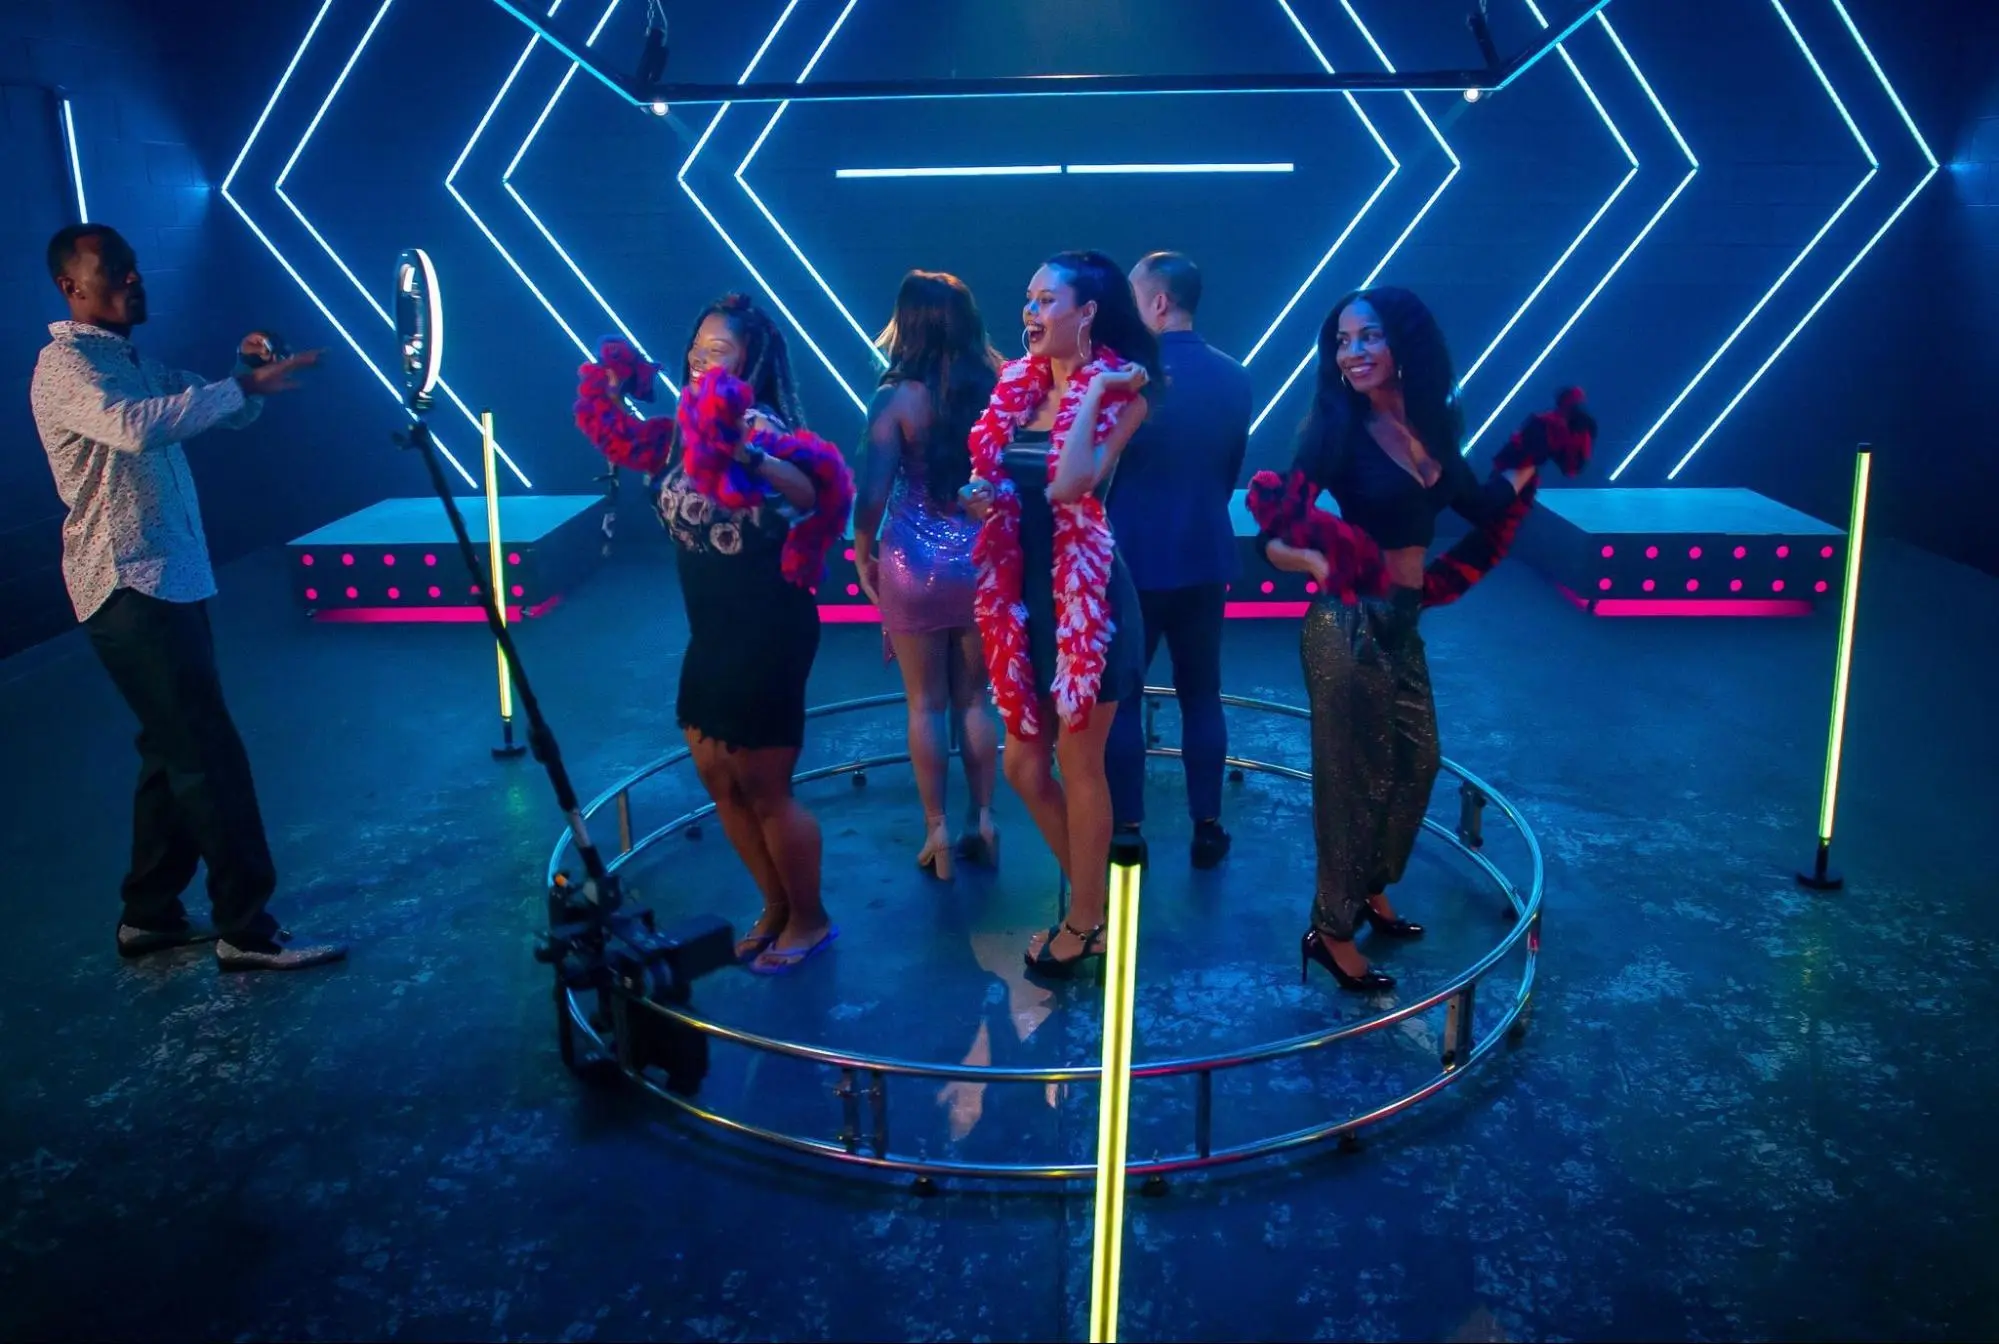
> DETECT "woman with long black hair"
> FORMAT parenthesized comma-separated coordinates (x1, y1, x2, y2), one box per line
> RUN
(959, 250, 1159, 976)
(1259, 288, 1540, 992)
(574, 294, 854, 975)
(852, 271, 1003, 880)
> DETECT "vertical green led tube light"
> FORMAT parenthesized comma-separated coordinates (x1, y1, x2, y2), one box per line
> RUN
(484, 411, 526, 760)
(1089, 834, 1145, 1343)
(1800, 447, 1871, 890)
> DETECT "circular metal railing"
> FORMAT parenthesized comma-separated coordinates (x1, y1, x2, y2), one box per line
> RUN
(544, 690, 1543, 1180)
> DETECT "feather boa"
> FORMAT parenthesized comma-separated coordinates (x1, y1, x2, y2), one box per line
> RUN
(1247, 390, 1596, 610)
(1243, 471, 1389, 601)
(675, 365, 855, 588)
(968, 352, 1139, 740)
(574, 339, 854, 588)
(574, 338, 672, 474)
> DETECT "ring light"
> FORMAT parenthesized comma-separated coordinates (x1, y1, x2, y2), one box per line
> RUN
(395, 247, 444, 407)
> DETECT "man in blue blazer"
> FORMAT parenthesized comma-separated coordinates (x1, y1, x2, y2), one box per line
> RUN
(1105, 252, 1252, 868)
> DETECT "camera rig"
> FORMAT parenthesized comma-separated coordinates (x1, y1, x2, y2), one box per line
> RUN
(389, 248, 734, 1094)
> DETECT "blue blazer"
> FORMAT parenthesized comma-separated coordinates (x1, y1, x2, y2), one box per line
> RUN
(1107, 330, 1252, 592)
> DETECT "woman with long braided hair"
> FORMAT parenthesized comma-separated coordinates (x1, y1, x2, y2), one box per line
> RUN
(574, 294, 854, 975)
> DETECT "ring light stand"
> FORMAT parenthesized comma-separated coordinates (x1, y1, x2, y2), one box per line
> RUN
(387, 247, 733, 1091)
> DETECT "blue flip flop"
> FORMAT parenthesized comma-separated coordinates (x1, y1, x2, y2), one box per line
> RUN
(748, 926, 840, 976)
(734, 931, 779, 964)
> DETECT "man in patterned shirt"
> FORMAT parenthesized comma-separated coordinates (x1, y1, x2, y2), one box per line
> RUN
(32, 224, 345, 971)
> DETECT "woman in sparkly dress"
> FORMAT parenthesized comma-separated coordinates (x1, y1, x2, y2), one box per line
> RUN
(853, 271, 1002, 879)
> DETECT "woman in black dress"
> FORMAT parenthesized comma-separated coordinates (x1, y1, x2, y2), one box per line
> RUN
(960, 251, 1157, 977)
(575, 295, 851, 974)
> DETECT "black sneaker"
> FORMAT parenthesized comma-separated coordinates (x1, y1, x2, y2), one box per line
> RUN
(116, 921, 218, 959)
(215, 929, 347, 972)
(1190, 821, 1232, 870)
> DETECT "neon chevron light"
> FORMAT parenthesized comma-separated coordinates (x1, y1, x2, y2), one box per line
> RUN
(1249, 0, 1461, 433)
(498, 0, 676, 392)
(222, 0, 479, 488)
(1464, 9, 1700, 455)
(1458, 1, 1637, 391)
(734, 0, 882, 383)
(1611, 0, 1880, 480)
(700, 0, 1394, 411)
(678, 0, 874, 414)
(1243, 0, 1398, 368)
(269, 0, 532, 485)
(60, 99, 87, 220)
(1667, 2, 1937, 478)
(446, 0, 596, 365)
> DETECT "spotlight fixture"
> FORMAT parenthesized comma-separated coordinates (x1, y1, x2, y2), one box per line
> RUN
(1463, 88, 1483, 103)
(649, 99, 668, 117)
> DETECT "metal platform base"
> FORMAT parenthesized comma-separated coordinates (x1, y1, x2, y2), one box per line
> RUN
(544, 691, 1543, 1181)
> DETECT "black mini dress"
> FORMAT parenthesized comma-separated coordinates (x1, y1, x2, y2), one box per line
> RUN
(655, 461, 820, 751)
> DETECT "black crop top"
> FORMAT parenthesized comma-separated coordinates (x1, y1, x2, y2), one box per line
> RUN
(1290, 426, 1519, 551)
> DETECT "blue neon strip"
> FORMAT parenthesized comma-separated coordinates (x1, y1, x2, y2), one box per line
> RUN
(274, 0, 532, 485)
(1459, 0, 1637, 391)
(1065, 162, 1296, 174)
(61, 99, 87, 220)
(1829, 0, 1936, 167)
(680, 0, 871, 414)
(734, 0, 884, 388)
(834, 163, 1295, 178)
(481, 0, 639, 106)
(1462, 10, 1700, 454)
(835, 165, 1060, 178)
(495, 1, 674, 393)
(1249, 1, 1461, 434)
(1669, 1, 1939, 478)
(1609, 0, 1877, 479)
(445, 12, 597, 362)
(222, 0, 479, 489)
(1241, 0, 1399, 369)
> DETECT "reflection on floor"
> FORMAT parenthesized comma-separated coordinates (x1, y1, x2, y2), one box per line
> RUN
(2, 537, 1996, 1341)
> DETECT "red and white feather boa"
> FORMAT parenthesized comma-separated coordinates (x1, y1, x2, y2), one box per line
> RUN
(968, 351, 1138, 740)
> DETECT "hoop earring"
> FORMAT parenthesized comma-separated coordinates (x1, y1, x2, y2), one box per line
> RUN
(1021, 328, 1032, 355)
(1076, 322, 1093, 365)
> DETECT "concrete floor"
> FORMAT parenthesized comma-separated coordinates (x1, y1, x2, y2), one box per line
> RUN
(1, 533, 1995, 1342)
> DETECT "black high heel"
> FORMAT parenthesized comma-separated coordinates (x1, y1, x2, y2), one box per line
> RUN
(1360, 898, 1424, 939)
(1025, 921, 1105, 979)
(1300, 928, 1395, 993)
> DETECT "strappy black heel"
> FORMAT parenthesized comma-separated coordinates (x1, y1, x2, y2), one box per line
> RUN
(1024, 921, 1106, 979)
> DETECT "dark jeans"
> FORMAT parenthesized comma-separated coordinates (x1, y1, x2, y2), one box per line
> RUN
(86, 589, 279, 942)
(1106, 581, 1229, 828)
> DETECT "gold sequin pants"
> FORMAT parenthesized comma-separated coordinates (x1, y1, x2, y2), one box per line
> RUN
(1300, 586, 1439, 941)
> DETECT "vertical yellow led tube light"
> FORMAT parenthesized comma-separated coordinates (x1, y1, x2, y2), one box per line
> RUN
(482, 411, 524, 759)
(1089, 834, 1145, 1344)
(1799, 446, 1871, 891)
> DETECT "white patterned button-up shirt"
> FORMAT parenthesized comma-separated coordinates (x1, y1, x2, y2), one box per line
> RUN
(30, 321, 262, 622)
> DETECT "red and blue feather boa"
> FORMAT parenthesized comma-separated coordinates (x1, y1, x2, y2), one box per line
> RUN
(574, 338, 855, 589)
(1245, 389, 1594, 608)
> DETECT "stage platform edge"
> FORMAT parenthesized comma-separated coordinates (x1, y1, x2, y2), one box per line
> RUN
(286, 495, 608, 623)
(1516, 487, 1841, 617)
